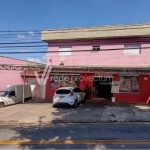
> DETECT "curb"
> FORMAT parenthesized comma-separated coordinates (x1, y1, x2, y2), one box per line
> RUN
(0, 120, 150, 126)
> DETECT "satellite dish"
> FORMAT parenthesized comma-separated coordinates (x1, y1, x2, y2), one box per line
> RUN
(60, 57, 65, 62)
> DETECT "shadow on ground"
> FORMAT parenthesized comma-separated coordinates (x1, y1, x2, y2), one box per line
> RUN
(50, 99, 109, 123)
(1, 99, 150, 149)
(7, 120, 150, 149)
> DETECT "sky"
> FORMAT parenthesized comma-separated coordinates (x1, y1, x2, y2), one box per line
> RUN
(0, 0, 150, 63)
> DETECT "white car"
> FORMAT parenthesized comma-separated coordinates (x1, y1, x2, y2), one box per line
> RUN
(53, 87, 86, 108)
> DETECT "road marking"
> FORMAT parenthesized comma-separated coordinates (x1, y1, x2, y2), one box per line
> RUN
(0, 140, 150, 145)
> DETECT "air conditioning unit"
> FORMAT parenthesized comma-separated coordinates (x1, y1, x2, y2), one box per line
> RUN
(92, 46, 100, 51)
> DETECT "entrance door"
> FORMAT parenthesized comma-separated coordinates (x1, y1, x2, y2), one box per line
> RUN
(93, 77, 113, 98)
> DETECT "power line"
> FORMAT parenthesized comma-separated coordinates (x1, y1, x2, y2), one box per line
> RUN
(0, 46, 150, 54)
(0, 41, 45, 44)
(0, 45, 46, 48)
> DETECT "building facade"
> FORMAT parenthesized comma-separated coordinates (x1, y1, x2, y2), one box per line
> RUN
(42, 23, 150, 103)
(0, 56, 45, 99)
(0, 56, 27, 90)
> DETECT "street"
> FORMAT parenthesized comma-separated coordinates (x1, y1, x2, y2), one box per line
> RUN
(1, 123, 150, 149)
(1, 100, 150, 124)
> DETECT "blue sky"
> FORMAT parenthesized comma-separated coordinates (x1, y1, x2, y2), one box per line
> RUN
(0, 0, 150, 63)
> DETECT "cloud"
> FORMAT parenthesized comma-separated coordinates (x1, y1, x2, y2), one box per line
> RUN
(28, 31, 34, 35)
(17, 34, 26, 39)
(27, 58, 45, 64)
(42, 54, 47, 60)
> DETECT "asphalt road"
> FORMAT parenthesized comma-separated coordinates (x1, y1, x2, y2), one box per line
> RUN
(1, 123, 150, 149)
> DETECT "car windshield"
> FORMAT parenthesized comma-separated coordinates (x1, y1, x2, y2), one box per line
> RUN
(0, 91, 9, 97)
(56, 89, 71, 94)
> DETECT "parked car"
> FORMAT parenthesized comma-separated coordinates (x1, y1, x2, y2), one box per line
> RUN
(0, 84, 32, 108)
(53, 87, 86, 108)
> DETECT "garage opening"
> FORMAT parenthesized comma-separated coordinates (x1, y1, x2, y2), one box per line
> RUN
(93, 77, 113, 99)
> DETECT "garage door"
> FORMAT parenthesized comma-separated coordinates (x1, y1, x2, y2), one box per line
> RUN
(26, 78, 45, 99)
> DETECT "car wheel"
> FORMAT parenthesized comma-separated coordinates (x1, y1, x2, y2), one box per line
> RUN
(73, 100, 78, 108)
(24, 99, 29, 103)
(52, 104, 57, 108)
(0, 102, 4, 108)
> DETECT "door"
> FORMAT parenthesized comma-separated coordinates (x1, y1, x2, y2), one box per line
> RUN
(78, 88, 84, 101)
(77, 88, 84, 102)
(73, 88, 82, 102)
(93, 77, 113, 98)
(93, 78, 99, 98)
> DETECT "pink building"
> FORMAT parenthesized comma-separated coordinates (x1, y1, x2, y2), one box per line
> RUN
(0, 56, 45, 99)
(41, 23, 150, 103)
(0, 56, 27, 90)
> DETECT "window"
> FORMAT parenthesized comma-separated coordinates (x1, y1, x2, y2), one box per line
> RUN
(92, 45, 100, 51)
(124, 45, 141, 55)
(73, 88, 78, 93)
(26, 78, 38, 85)
(56, 89, 71, 94)
(9, 91, 15, 97)
(119, 76, 139, 93)
(59, 47, 72, 56)
(73, 88, 82, 93)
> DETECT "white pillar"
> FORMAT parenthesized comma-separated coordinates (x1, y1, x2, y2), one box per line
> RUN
(23, 70, 25, 103)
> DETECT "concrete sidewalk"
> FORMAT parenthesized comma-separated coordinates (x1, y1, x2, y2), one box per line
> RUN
(0, 100, 150, 124)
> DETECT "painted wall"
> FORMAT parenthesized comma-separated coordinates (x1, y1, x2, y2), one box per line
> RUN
(45, 77, 55, 99)
(114, 75, 150, 103)
(0, 57, 27, 90)
(45, 72, 150, 103)
(46, 38, 150, 67)
(45, 73, 93, 99)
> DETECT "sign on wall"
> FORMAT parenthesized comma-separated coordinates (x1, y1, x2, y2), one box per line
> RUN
(119, 76, 139, 93)
(111, 81, 119, 93)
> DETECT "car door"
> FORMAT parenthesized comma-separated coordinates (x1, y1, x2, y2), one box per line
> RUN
(73, 88, 82, 102)
(77, 88, 85, 101)
(8, 90, 18, 103)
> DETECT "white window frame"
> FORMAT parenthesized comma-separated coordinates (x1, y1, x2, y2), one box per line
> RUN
(124, 44, 141, 55)
(59, 46, 72, 56)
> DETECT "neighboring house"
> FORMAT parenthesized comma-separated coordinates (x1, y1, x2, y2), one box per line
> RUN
(0, 56, 45, 99)
(41, 23, 150, 103)
(0, 56, 26, 90)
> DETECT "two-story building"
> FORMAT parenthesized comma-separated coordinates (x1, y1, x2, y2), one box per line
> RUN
(41, 23, 150, 103)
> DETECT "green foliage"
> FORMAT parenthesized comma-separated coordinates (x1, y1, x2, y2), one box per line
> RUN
(83, 85, 92, 100)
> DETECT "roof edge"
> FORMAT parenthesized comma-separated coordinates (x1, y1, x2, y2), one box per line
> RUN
(0, 55, 45, 65)
(41, 22, 150, 42)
